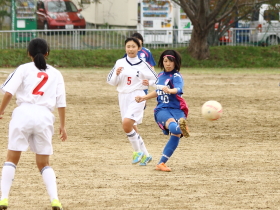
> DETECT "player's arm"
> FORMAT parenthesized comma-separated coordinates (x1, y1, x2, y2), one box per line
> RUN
(143, 67, 157, 88)
(162, 74, 183, 95)
(0, 92, 13, 118)
(57, 107, 67, 141)
(107, 66, 121, 86)
(135, 90, 157, 103)
(162, 86, 178, 94)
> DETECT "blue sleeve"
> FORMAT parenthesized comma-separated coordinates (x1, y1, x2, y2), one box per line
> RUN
(173, 73, 184, 94)
(146, 50, 156, 67)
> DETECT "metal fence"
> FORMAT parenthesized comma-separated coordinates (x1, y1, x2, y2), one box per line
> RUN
(0, 28, 279, 50)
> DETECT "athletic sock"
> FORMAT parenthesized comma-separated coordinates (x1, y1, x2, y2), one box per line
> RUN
(126, 129, 140, 151)
(159, 135, 180, 164)
(168, 122, 182, 135)
(138, 134, 150, 157)
(41, 166, 58, 202)
(1, 162, 16, 200)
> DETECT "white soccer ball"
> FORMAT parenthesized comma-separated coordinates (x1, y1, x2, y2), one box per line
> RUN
(201, 100, 223, 121)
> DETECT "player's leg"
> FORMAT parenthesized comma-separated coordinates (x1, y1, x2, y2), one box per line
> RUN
(129, 98, 152, 165)
(0, 105, 30, 207)
(120, 91, 147, 164)
(32, 106, 61, 209)
(123, 118, 144, 164)
(0, 150, 21, 208)
(137, 132, 152, 166)
(36, 155, 62, 210)
(154, 109, 187, 171)
(166, 117, 189, 138)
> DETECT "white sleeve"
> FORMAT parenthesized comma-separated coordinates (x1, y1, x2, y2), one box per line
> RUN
(107, 65, 120, 86)
(142, 65, 157, 87)
(1, 68, 23, 95)
(56, 72, 66, 108)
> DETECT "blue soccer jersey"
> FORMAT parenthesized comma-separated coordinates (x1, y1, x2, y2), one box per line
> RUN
(155, 70, 188, 117)
(138, 47, 156, 67)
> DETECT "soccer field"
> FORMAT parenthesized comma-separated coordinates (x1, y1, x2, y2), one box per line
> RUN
(0, 68, 279, 209)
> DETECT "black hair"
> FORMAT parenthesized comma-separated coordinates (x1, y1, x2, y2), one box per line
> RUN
(124, 37, 141, 48)
(131, 32, 144, 45)
(27, 38, 50, 71)
(158, 50, 181, 71)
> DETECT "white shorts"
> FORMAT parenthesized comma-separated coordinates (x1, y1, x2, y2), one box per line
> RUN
(8, 103, 55, 155)
(118, 90, 146, 125)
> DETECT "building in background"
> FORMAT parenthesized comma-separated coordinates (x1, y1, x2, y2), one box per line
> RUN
(137, 0, 173, 44)
(72, 0, 138, 28)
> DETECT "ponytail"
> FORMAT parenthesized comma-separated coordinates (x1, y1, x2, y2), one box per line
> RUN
(27, 38, 50, 71)
(33, 53, 47, 70)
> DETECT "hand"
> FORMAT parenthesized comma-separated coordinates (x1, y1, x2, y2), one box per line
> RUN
(162, 86, 171, 94)
(135, 96, 145, 103)
(116, 67, 123, 76)
(59, 127, 67, 141)
(142, 79, 149, 86)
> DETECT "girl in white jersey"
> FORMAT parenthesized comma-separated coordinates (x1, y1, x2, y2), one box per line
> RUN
(0, 38, 66, 210)
(107, 37, 157, 166)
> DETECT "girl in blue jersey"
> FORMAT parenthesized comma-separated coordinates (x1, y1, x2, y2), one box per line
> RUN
(135, 49, 189, 172)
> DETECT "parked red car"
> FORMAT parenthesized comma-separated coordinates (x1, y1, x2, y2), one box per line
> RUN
(36, 0, 86, 32)
(215, 22, 233, 44)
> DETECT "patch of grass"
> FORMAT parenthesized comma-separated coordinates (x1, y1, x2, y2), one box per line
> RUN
(0, 46, 279, 68)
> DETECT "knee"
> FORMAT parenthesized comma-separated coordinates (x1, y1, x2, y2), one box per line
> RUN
(122, 119, 134, 133)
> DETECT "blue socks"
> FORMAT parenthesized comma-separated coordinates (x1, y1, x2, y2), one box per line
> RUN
(168, 122, 181, 135)
(159, 135, 180, 164)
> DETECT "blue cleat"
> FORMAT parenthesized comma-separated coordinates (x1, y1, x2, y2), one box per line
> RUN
(132, 151, 144, 164)
(139, 155, 152, 166)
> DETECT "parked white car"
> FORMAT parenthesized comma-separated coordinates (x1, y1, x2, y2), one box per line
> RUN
(249, 4, 280, 45)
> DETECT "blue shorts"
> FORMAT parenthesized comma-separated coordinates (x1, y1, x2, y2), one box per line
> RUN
(154, 108, 186, 135)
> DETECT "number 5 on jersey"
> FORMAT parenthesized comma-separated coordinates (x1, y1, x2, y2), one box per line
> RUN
(127, 77, 132, 85)
(32, 72, 48, 96)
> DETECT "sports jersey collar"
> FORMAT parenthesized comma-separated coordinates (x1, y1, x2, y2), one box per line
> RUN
(164, 69, 178, 74)
(126, 57, 142, 66)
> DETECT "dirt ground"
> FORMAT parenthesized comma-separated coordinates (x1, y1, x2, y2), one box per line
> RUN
(0, 68, 279, 210)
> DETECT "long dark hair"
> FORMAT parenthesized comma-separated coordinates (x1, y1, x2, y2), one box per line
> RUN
(27, 38, 50, 71)
(158, 50, 181, 71)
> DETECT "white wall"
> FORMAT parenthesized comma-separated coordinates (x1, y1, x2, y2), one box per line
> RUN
(73, 0, 138, 28)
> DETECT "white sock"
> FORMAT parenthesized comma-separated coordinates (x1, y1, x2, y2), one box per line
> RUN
(41, 166, 58, 202)
(1, 162, 16, 200)
(138, 135, 150, 157)
(126, 129, 140, 151)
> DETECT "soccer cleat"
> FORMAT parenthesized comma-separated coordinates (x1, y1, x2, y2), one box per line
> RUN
(132, 151, 144, 164)
(156, 162, 171, 172)
(0, 198, 8, 209)
(179, 118, 190, 138)
(51, 199, 63, 210)
(139, 155, 152, 166)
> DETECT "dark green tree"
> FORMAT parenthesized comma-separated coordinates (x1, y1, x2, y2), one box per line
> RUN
(147, 0, 279, 59)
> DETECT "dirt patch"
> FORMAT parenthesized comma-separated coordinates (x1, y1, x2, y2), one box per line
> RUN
(0, 69, 279, 209)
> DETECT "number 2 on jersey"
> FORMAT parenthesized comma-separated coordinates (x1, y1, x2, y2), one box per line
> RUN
(32, 72, 48, 96)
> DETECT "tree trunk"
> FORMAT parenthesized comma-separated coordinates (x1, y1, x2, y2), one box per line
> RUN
(188, 28, 210, 60)
(207, 26, 219, 46)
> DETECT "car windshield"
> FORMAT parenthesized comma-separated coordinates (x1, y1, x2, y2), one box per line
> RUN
(47, 1, 78, 13)
(264, 10, 279, 21)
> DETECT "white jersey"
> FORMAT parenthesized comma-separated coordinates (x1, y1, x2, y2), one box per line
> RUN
(107, 56, 157, 93)
(1, 62, 66, 111)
